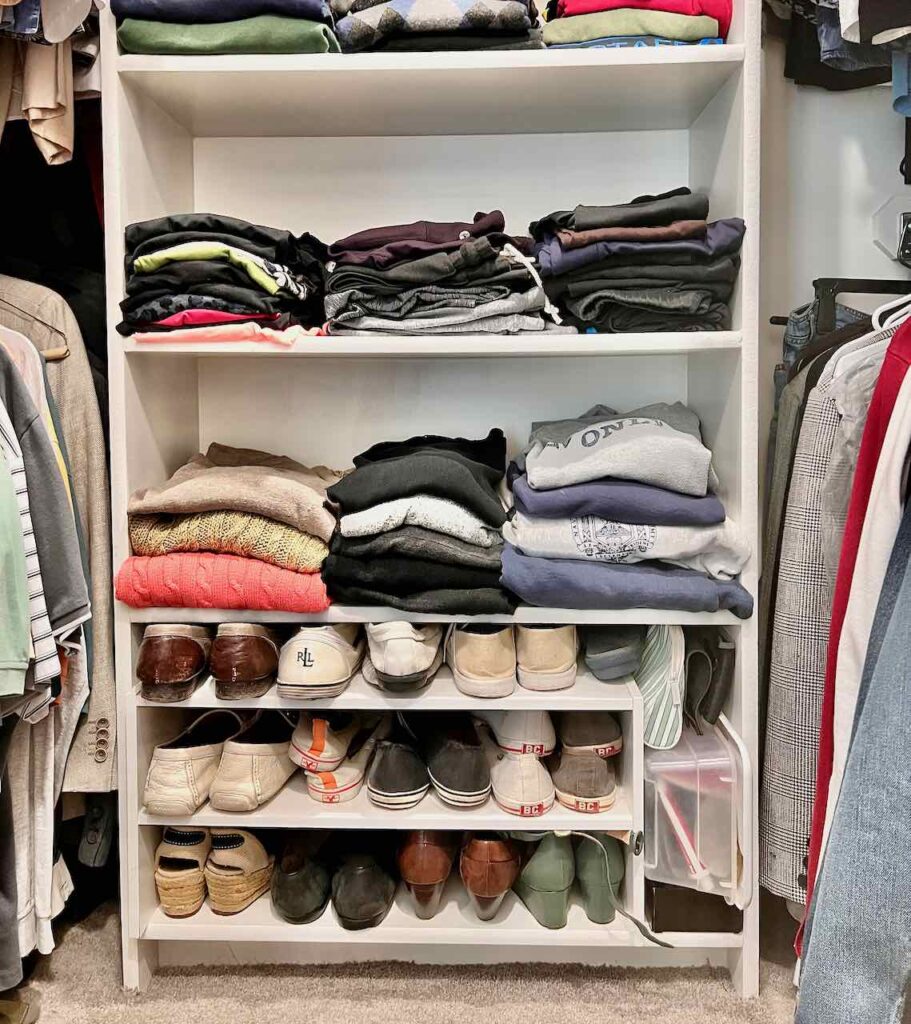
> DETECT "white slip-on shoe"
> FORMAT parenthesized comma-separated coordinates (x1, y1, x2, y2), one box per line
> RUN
(277, 624, 365, 699)
(362, 622, 443, 693)
(445, 624, 517, 698)
(290, 711, 362, 772)
(208, 711, 297, 812)
(479, 725, 555, 818)
(204, 828, 274, 915)
(473, 710, 556, 757)
(143, 710, 246, 816)
(306, 715, 392, 804)
(154, 826, 211, 918)
(516, 624, 578, 692)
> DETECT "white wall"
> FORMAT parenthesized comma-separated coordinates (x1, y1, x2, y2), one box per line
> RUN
(759, 35, 911, 487)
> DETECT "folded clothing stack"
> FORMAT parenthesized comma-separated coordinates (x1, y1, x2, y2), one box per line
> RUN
(117, 213, 328, 339)
(325, 214, 572, 336)
(113, 0, 340, 53)
(115, 443, 341, 612)
(541, 0, 729, 48)
(532, 187, 745, 333)
(333, 0, 543, 51)
(323, 429, 517, 614)
(500, 403, 753, 617)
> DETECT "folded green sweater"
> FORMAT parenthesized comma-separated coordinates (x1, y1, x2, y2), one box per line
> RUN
(118, 13, 341, 53)
(543, 9, 718, 45)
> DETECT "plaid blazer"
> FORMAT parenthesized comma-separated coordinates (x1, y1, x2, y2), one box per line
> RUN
(760, 328, 891, 903)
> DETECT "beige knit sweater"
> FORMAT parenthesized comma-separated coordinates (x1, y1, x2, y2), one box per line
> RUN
(130, 510, 328, 573)
(128, 443, 342, 543)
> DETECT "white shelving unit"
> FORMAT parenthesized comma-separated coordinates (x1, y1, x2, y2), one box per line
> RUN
(101, 0, 761, 997)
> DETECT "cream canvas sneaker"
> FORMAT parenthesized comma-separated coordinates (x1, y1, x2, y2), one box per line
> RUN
(474, 710, 556, 756)
(144, 710, 246, 816)
(479, 725, 555, 818)
(306, 715, 391, 804)
(362, 622, 443, 692)
(290, 711, 362, 772)
(516, 624, 578, 691)
(277, 625, 365, 699)
(208, 711, 297, 812)
(446, 624, 516, 698)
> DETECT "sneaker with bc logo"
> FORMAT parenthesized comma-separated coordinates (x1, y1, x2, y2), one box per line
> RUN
(474, 710, 556, 757)
(554, 711, 623, 759)
(277, 625, 365, 699)
(478, 724, 555, 817)
(547, 750, 618, 814)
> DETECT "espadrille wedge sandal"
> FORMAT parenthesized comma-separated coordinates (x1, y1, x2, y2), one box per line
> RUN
(154, 827, 212, 918)
(205, 828, 274, 915)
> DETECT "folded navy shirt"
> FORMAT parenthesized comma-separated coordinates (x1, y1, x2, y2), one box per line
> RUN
(500, 544, 753, 618)
(510, 473, 726, 526)
(535, 218, 746, 278)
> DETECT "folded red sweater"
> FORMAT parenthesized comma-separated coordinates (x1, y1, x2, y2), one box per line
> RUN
(554, 0, 731, 37)
(116, 553, 330, 612)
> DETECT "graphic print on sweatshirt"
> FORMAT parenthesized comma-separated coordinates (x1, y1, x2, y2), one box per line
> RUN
(571, 516, 657, 561)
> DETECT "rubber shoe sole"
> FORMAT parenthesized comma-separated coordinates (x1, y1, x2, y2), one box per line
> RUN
(366, 782, 430, 809)
(517, 662, 577, 692)
(554, 787, 617, 813)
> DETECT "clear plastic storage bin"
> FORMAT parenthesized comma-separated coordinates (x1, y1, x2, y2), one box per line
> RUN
(644, 722, 747, 906)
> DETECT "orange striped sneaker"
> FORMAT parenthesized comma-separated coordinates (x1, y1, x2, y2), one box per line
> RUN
(306, 715, 392, 804)
(290, 711, 362, 773)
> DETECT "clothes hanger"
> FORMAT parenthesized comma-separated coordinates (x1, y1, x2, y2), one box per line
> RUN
(812, 277, 911, 335)
(871, 291, 911, 330)
(0, 296, 70, 361)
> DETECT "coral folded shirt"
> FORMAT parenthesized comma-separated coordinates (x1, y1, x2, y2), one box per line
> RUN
(115, 553, 331, 612)
(554, 0, 731, 38)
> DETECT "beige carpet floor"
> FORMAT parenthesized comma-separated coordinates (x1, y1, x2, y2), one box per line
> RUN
(23, 896, 798, 1024)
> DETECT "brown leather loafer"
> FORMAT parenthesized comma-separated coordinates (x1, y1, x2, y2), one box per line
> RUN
(397, 830, 457, 919)
(136, 624, 212, 702)
(210, 624, 280, 700)
(459, 832, 521, 921)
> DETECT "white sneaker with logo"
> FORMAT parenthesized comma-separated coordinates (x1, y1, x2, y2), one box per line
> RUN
(277, 625, 365, 699)
(474, 709, 556, 757)
(361, 622, 444, 693)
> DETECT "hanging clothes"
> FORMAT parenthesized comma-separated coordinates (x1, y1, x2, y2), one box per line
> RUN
(0, 275, 114, 793)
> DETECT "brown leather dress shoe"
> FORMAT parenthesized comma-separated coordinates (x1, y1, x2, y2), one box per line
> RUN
(136, 624, 212, 702)
(459, 832, 521, 921)
(397, 830, 458, 919)
(210, 624, 281, 699)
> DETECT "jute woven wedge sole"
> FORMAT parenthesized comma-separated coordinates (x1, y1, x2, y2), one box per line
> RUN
(205, 859, 274, 915)
(155, 865, 207, 918)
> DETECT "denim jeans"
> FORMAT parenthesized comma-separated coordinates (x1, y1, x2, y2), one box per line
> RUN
(796, 502, 911, 1024)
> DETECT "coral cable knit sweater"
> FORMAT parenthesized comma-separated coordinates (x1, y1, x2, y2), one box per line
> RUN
(115, 553, 330, 611)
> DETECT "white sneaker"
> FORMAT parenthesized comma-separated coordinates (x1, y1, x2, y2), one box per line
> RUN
(479, 726, 555, 818)
(144, 710, 246, 816)
(290, 711, 362, 772)
(473, 710, 556, 756)
(306, 715, 392, 804)
(446, 624, 516, 698)
(277, 625, 365, 699)
(362, 622, 443, 693)
(208, 711, 297, 812)
(516, 624, 578, 691)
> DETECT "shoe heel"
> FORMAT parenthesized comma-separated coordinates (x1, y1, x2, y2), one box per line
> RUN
(141, 678, 198, 702)
(580, 882, 620, 924)
(214, 675, 274, 700)
(517, 885, 571, 929)
(468, 891, 506, 921)
(406, 881, 446, 920)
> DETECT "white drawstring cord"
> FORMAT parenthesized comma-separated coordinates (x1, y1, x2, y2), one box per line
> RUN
(502, 243, 563, 325)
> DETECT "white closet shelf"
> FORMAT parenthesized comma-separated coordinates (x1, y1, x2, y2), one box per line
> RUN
(138, 777, 634, 830)
(117, 46, 745, 137)
(135, 668, 638, 711)
(126, 606, 746, 626)
(143, 885, 743, 949)
(120, 331, 743, 359)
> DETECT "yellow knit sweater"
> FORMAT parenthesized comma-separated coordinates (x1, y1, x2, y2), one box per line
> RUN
(129, 510, 328, 573)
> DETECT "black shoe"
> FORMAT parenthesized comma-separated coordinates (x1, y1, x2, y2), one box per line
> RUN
(271, 832, 332, 924)
(401, 712, 491, 808)
(367, 721, 431, 810)
(331, 853, 397, 930)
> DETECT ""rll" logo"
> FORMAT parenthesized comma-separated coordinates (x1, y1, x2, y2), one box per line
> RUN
(297, 649, 315, 667)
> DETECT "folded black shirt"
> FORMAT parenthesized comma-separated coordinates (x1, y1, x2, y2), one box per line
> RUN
(324, 580, 517, 615)
(354, 428, 506, 473)
(323, 553, 502, 593)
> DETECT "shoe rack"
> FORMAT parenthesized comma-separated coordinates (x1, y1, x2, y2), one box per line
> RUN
(100, 0, 761, 998)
